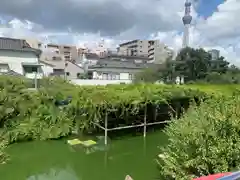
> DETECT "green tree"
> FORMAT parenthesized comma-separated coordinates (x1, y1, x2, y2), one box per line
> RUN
(134, 68, 160, 83)
(174, 47, 211, 82)
(162, 47, 230, 83)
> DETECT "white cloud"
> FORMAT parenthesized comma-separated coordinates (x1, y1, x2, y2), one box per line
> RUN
(0, 0, 239, 65)
(153, 0, 240, 65)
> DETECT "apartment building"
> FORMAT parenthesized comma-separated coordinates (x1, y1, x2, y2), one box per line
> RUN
(117, 40, 173, 64)
(47, 43, 78, 62)
(118, 40, 149, 57)
(25, 38, 78, 62)
(208, 49, 220, 60)
(77, 47, 89, 57)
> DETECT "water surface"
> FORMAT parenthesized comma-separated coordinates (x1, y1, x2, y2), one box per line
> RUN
(0, 131, 167, 180)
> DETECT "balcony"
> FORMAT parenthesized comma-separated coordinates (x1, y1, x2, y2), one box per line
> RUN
(148, 48, 154, 53)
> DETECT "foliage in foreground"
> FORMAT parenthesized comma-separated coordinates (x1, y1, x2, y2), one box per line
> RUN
(158, 95, 240, 179)
(0, 75, 211, 143)
(0, 76, 74, 143)
(1, 75, 240, 146)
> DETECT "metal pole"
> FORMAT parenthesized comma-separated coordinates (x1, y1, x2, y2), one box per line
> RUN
(64, 60, 66, 81)
(104, 112, 108, 145)
(154, 105, 158, 122)
(143, 105, 147, 137)
(34, 70, 38, 89)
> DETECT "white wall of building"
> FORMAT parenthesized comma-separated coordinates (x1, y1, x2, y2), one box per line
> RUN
(71, 79, 132, 86)
(40, 63, 54, 76)
(120, 73, 129, 80)
(0, 50, 40, 75)
(92, 71, 133, 80)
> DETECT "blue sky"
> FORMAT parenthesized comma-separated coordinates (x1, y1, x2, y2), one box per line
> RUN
(197, 0, 225, 17)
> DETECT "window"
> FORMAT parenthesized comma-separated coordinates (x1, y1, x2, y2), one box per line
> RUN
(0, 64, 9, 73)
(23, 66, 38, 73)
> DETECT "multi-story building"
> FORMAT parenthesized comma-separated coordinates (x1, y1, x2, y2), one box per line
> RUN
(0, 37, 43, 79)
(46, 43, 78, 62)
(117, 40, 173, 64)
(40, 46, 84, 79)
(77, 47, 89, 57)
(208, 49, 220, 60)
(117, 40, 149, 57)
(25, 38, 78, 62)
(149, 41, 174, 64)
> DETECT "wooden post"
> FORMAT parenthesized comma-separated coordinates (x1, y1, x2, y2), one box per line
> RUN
(143, 105, 147, 137)
(104, 112, 108, 145)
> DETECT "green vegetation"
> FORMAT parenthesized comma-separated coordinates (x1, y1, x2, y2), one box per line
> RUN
(2, 75, 240, 179)
(0, 75, 213, 164)
(0, 75, 210, 142)
(158, 95, 240, 179)
(135, 47, 240, 84)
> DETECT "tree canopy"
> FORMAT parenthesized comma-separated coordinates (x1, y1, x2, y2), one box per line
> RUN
(135, 47, 240, 84)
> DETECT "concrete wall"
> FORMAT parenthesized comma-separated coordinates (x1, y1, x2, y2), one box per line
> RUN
(0, 50, 39, 75)
(71, 79, 132, 86)
(40, 63, 54, 76)
(92, 71, 134, 80)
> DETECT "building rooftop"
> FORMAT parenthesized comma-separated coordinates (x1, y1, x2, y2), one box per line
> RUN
(85, 53, 100, 60)
(104, 53, 150, 61)
(0, 37, 41, 55)
(89, 58, 148, 69)
(119, 40, 139, 47)
(0, 70, 24, 77)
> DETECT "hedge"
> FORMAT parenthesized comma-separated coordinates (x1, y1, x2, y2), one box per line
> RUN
(158, 94, 240, 179)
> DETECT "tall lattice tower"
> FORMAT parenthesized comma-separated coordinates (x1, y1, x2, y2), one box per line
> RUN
(182, 0, 192, 48)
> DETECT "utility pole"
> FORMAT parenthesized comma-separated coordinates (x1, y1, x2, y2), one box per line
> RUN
(34, 71, 38, 89)
(64, 58, 68, 81)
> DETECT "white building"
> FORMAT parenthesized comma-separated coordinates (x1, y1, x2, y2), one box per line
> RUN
(0, 37, 43, 79)
(40, 46, 85, 79)
(40, 61, 54, 76)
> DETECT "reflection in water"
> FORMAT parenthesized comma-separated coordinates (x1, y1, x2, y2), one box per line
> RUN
(27, 167, 80, 180)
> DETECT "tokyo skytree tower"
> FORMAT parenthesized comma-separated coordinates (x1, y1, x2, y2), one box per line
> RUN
(182, 0, 192, 48)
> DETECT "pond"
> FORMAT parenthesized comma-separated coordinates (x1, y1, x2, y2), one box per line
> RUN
(0, 131, 167, 180)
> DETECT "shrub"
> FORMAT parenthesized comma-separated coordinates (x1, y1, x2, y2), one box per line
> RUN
(158, 95, 240, 179)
